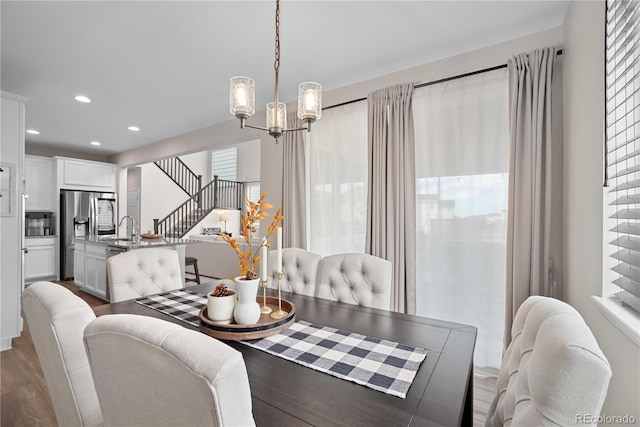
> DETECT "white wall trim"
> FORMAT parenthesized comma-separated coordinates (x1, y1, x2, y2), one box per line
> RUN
(592, 296, 640, 347)
(0, 91, 29, 102)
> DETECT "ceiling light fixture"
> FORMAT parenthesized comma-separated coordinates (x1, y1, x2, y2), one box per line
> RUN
(26, 129, 40, 135)
(229, 0, 322, 143)
(90, 141, 101, 146)
(75, 95, 92, 103)
(128, 126, 140, 132)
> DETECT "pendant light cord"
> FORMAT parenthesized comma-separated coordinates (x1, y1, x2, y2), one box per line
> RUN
(273, 0, 281, 122)
(274, 0, 280, 72)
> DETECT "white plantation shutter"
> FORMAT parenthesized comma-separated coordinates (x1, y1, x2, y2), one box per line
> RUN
(605, 0, 640, 312)
(211, 146, 237, 181)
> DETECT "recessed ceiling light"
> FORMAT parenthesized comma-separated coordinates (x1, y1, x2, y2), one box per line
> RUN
(26, 129, 40, 135)
(90, 141, 101, 146)
(128, 126, 140, 132)
(75, 95, 92, 103)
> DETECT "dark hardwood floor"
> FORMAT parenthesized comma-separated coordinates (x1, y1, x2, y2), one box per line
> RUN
(1, 281, 497, 426)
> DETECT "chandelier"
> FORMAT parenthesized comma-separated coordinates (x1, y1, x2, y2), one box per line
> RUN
(229, 0, 322, 143)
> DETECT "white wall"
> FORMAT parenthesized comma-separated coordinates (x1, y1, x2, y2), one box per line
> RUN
(562, 1, 640, 420)
(237, 139, 260, 182)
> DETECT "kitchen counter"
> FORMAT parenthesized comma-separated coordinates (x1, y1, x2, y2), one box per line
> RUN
(185, 235, 262, 280)
(75, 235, 193, 249)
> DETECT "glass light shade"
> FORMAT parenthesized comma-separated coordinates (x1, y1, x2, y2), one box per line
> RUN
(297, 82, 322, 122)
(230, 76, 255, 118)
(266, 102, 287, 129)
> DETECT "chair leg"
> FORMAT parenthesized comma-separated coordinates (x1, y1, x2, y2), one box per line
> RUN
(193, 261, 201, 284)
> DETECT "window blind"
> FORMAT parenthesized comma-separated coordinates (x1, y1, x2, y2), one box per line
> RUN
(211, 146, 237, 181)
(245, 181, 261, 203)
(606, 0, 640, 312)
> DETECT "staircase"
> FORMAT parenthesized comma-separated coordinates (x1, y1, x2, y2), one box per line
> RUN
(154, 175, 245, 238)
(154, 157, 202, 199)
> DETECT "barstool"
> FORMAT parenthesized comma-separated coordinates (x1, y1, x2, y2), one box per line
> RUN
(185, 256, 201, 284)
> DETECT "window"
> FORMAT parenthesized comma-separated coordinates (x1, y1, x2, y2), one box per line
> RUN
(604, 0, 640, 313)
(413, 68, 509, 368)
(307, 101, 368, 256)
(211, 146, 237, 181)
(245, 181, 260, 203)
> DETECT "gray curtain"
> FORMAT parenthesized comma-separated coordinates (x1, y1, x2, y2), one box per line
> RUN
(282, 112, 307, 249)
(505, 47, 560, 347)
(365, 84, 417, 314)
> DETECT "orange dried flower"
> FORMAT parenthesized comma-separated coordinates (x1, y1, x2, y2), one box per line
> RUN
(219, 193, 285, 280)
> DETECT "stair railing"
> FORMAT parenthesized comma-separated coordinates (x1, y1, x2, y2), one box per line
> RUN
(154, 157, 202, 202)
(153, 176, 245, 238)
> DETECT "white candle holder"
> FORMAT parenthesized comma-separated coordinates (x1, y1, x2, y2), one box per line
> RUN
(270, 271, 288, 319)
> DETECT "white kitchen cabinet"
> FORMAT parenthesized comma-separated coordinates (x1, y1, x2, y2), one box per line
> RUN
(0, 163, 15, 215)
(24, 237, 56, 283)
(74, 242, 109, 300)
(25, 155, 54, 211)
(74, 241, 86, 289)
(1, 91, 27, 351)
(84, 243, 108, 299)
(56, 157, 117, 192)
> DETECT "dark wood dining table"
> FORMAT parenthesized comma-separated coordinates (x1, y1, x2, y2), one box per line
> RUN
(96, 282, 477, 427)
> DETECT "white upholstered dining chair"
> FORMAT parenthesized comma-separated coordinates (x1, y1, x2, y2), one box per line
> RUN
(106, 248, 183, 302)
(21, 281, 103, 427)
(485, 296, 612, 427)
(83, 314, 255, 427)
(316, 253, 393, 310)
(267, 247, 321, 297)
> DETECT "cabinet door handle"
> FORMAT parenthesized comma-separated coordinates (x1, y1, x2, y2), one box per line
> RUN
(23, 248, 29, 254)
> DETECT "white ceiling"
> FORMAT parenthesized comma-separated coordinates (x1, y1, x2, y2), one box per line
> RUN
(1, 1, 569, 156)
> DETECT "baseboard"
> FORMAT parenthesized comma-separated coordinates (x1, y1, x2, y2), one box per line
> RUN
(0, 338, 13, 352)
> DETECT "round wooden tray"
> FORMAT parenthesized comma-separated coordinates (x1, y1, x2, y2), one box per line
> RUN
(199, 296, 295, 341)
(140, 233, 162, 239)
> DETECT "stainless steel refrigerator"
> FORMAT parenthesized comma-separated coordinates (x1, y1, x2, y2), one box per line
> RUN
(60, 190, 117, 279)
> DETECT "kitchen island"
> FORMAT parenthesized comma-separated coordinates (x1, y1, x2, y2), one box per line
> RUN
(73, 236, 193, 301)
(185, 234, 261, 281)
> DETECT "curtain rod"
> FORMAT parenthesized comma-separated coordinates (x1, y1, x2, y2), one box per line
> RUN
(324, 49, 564, 111)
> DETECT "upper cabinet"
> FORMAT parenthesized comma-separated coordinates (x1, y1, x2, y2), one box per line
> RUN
(55, 157, 117, 192)
(25, 155, 54, 211)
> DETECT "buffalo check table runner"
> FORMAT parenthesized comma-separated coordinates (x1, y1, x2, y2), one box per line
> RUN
(135, 289, 427, 398)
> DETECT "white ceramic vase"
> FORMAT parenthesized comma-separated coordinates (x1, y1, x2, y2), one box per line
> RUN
(207, 291, 236, 324)
(233, 276, 261, 325)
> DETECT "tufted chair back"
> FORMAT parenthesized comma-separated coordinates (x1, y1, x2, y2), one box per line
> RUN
(485, 296, 611, 427)
(107, 248, 183, 302)
(22, 281, 103, 427)
(84, 314, 255, 427)
(267, 248, 321, 297)
(316, 253, 392, 310)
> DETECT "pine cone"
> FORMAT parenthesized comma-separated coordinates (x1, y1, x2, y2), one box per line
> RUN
(212, 284, 230, 297)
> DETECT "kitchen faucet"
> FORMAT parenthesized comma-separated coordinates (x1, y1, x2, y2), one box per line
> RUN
(118, 215, 138, 241)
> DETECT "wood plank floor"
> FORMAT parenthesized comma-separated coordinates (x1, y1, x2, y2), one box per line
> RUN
(1, 281, 497, 426)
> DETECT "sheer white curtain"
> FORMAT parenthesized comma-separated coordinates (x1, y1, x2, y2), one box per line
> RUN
(308, 101, 368, 256)
(413, 68, 509, 368)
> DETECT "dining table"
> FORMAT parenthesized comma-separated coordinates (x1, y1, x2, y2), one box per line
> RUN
(95, 282, 477, 427)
